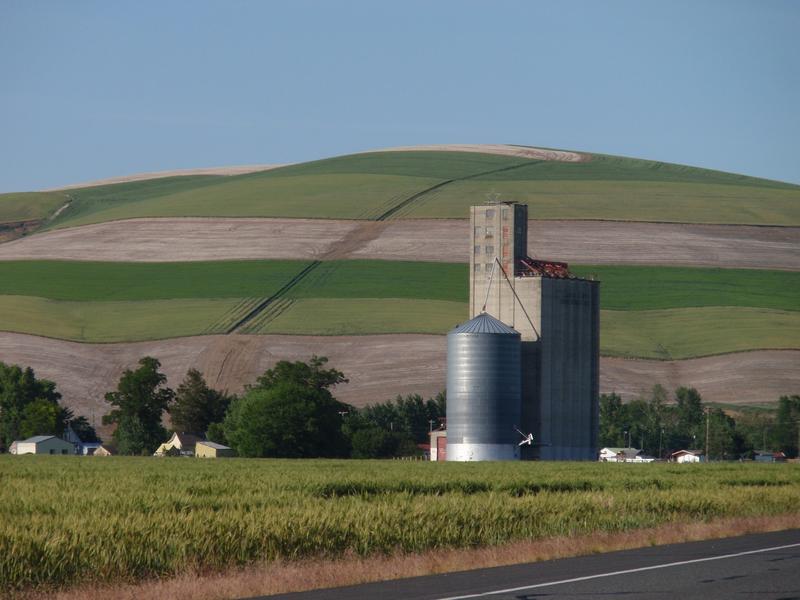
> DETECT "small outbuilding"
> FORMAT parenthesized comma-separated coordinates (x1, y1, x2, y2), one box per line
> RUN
(599, 447, 641, 462)
(670, 449, 705, 463)
(195, 441, 235, 458)
(93, 444, 117, 456)
(13, 436, 74, 455)
(154, 432, 203, 457)
(429, 429, 447, 461)
(754, 451, 787, 463)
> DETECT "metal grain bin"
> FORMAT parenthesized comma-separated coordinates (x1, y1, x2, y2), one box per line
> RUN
(446, 312, 522, 461)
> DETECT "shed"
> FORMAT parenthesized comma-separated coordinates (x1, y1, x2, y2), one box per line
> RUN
(14, 436, 74, 455)
(599, 447, 641, 462)
(195, 441, 235, 458)
(93, 444, 117, 456)
(670, 449, 705, 463)
(429, 429, 447, 461)
(154, 432, 203, 457)
(754, 451, 787, 463)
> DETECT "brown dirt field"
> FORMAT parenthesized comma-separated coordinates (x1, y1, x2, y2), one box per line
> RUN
(44, 165, 285, 191)
(0, 218, 361, 262)
(354, 219, 800, 269)
(1, 218, 796, 270)
(1, 333, 796, 439)
(35, 514, 800, 600)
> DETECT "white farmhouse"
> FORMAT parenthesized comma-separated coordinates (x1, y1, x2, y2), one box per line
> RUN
(670, 449, 704, 463)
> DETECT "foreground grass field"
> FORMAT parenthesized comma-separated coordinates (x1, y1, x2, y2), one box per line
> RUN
(1, 457, 799, 592)
(0, 261, 797, 353)
(3, 149, 797, 229)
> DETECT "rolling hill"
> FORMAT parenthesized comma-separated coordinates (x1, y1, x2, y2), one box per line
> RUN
(0, 144, 797, 432)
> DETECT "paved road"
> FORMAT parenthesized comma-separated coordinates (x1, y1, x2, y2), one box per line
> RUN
(258, 529, 800, 600)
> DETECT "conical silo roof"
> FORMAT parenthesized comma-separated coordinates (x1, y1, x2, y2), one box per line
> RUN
(450, 312, 520, 335)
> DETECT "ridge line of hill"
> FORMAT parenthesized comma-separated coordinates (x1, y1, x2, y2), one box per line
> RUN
(375, 160, 538, 220)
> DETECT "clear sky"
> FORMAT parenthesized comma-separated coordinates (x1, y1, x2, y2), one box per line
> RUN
(1, 0, 798, 192)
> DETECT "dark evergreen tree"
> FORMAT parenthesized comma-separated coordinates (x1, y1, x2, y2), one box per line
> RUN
(102, 357, 174, 455)
(169, 369, 232, 435)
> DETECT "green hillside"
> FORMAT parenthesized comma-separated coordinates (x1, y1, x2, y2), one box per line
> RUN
(2, 148, 797, 229)
(0, 259, 797, 355)
(0, 192, 69, 224)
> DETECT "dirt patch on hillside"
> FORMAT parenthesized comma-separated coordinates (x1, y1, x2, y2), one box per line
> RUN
(1, 333, 796, 439)
(378, 144, 588, 162)
(45, 164, 286, 191)
(0, 219, 40, 243)
(1, 218, 796, 270)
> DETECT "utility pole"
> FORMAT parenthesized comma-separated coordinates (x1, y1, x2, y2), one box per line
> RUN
(705, 407, 710, 462)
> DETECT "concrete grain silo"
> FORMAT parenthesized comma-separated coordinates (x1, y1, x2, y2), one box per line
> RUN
(469, 202, 600, 460)
(446, 312, 522, 461)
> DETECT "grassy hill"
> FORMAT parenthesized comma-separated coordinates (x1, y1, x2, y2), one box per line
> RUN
(2, 148, 798, 229)
(0, 259, 797, 357)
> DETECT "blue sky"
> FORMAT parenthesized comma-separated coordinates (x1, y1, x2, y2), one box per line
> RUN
(1, 0, 798, 191)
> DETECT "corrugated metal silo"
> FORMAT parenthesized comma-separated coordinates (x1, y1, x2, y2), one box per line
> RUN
(446, 312, 522, 461)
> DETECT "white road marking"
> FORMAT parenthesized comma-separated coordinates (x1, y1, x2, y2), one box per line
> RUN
(436, 541, 800, 600)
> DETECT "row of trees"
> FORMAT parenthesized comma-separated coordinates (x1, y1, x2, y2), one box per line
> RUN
(101, 355, 445, 458)
(0, 362, 98, 450)
(600, 385, 800, 459)
(3, 357, 798, 460)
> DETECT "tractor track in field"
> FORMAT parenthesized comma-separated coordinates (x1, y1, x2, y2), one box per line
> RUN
(374, 161, 538, 221)
(226, 261, 321, 333)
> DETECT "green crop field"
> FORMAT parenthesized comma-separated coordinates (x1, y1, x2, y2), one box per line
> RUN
(1, 260, 797, 310)
(600, 307, 800, 359)
(1, 457, 799, 592)
(5, 149, 797, 231)
(0, 260, 797, 354)
(0, 260, 311, 301)
(570, 265, 800, 311)
(245, 298, 468, 335)
(0, 296, 244, 342)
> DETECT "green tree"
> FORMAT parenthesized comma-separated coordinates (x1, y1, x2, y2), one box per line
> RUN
(68, 416, 100, 443)
(0, 362, 67, 448)
(349, 426, 410, 459)
(102, 357, 174, 455)
(673, 387, 705, 449)
(169, 369, 232, 435)
(599, 392, 626, 447)
(19, 399, 65, 439)
(775, 395, 800, 458)
(223, 356, 350, 458)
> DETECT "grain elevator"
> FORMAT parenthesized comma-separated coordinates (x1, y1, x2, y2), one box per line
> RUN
(446, 202, 600, 461)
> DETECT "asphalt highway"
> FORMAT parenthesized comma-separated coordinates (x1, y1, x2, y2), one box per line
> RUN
(258, 529, 800, 600)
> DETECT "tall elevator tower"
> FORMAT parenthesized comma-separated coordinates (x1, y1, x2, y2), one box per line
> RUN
(469, 202, 600, 460)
